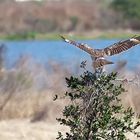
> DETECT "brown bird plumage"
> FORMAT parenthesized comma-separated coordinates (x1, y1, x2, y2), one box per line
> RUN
(93, 59, 114, 69)
(60, 35, 140, 69)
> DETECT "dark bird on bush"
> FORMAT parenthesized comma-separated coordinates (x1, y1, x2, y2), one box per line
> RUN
(60, 35, 140, 69)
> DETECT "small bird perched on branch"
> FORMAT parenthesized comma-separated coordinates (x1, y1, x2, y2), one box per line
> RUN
(60, 35, 140, 72)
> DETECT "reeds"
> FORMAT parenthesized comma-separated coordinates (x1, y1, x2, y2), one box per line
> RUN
(0, 55, 70, 121)
(0, 51, 139, 122)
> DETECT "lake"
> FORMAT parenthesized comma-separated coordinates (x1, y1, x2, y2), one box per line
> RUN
(2, 39, 140, 70)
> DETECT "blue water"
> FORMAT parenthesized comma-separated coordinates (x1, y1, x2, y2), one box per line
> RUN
(2, 39, 140, 69)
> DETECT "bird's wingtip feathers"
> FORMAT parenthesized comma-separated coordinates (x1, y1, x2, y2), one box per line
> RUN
(59, 35, 65, 40)
(59, 35, 69, 43)
(134, 35, 140, 41)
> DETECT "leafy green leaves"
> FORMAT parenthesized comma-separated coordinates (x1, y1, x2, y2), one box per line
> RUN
(55, 70, 140, 140)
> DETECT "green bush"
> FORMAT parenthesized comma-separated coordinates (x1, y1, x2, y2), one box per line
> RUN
(111, 0, 140, 29)
(55, 63, 140, 140)
(5, 32, 36, 40)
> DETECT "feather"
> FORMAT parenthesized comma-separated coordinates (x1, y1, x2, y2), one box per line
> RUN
(93, 59, 114, 69)
(60, 35, 94, 56)
(103, 36, 140, 56)
(60, 35, 140, 68)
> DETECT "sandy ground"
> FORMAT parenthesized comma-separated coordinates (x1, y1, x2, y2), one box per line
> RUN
(0, 119, 68, 140)
(0, 119, 139, 140)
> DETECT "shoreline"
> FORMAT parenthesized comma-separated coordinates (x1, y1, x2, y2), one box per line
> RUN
(0, 30, 140, 41)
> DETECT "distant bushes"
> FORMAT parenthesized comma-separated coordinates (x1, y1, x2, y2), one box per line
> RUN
(1, 0, 140, 36)
(111, 0, 140, 29)
(0, 1, 139, 37)
(4, 32, 36, 40)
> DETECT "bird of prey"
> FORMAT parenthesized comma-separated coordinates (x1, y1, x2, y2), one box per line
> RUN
(60, 35, 140, 70)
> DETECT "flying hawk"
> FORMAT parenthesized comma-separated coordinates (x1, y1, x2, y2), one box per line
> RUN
(60, 35, 140, 69)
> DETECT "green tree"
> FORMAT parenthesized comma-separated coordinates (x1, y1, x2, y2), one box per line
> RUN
(55, 63, 140, 140)
(111, 0, 140, 29)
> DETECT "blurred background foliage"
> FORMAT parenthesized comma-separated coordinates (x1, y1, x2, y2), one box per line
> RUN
(0, 0, 139, 120)
(0, 0, 139, 39)
(111, 0, 140, 29)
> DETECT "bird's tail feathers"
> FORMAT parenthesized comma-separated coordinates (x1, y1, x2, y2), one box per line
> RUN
(93, 59, 114, 69)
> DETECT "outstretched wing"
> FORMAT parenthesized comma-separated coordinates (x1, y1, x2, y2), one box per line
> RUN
(103, 36, 140, 56)
(93, 59, 114, 69)
(60, 35, 95, 56)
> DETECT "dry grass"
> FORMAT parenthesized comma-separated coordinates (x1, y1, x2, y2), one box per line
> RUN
(0, 56, 140, 120)
(0, 55, 139, 139)
(0, 119, 69, 140)
(0, 56, 71, 121)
